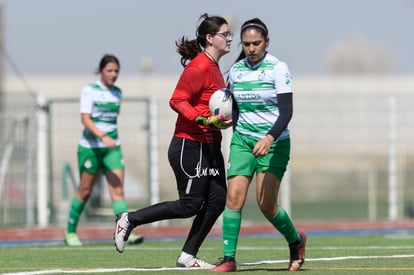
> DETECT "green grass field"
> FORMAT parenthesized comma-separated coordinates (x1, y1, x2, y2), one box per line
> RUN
(1, 233, 414, 274)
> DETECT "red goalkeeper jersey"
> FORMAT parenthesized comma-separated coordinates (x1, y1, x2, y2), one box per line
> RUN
(169, 52, 225, 143)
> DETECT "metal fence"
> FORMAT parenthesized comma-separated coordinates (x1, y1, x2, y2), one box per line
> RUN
(47, 97, 155, 226)
(288, 93, 414, 221)
(1, 76, 414, 227)
(0, 93, 37, 226)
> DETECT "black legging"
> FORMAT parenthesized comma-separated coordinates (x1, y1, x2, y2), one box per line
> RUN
(128, 136, 227, 256)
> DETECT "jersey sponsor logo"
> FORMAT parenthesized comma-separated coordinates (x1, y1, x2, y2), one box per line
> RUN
(235, 93, 262, 101)
(95, 112, 118, 119)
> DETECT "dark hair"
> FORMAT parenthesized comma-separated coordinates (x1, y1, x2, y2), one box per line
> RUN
(235, 18, 269, 63)
(176, 13, 228, 67)
(96, 54, 120, 74)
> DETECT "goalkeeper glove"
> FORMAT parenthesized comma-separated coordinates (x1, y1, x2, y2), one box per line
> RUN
(195, 115, 232, 129)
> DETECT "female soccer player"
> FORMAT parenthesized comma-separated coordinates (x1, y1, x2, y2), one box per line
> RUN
(114, 14, 232, 269)
(65, 54, 143, 246)
(211, 18, 307, 272)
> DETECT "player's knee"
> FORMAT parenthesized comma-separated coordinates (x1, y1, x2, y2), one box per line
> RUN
(179, 197, 204, 217)
(209, 196, 226, 214)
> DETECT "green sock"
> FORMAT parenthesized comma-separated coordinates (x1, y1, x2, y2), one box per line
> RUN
(112, 199, 128, 216)
(67, 197, 86, 233)
(267, 206, 300, 244)
(222, 207, 242, 258)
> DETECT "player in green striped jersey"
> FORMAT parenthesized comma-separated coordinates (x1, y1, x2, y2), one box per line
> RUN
(212, 18, 306, 272)
(65, 54, 143, 246)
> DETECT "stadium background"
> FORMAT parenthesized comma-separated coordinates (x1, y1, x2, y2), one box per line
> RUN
(1, 74, 414, 227)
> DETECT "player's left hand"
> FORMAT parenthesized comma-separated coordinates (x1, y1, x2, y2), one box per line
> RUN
(253, 135, 274, 156)
(102, 135, 116, 149)
(213, 114, 232, 129)
(196, 114, 232, 129)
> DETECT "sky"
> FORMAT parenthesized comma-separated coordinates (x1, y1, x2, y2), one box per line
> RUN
(1, 0, 413, 77)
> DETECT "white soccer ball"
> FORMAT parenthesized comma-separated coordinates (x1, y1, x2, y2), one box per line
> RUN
(209, 88, 233, 119)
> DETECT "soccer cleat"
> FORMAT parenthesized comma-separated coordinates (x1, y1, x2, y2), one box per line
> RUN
(114, 212, 132, 253)
(64, 232, 82, 246)
(176, 256, 215, 269)
(127, 232, 144, 245)
(288, 231, 307, 271)
(210, 256, 236, 272)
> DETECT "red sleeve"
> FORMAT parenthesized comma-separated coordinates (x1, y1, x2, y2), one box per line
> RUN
(169, 53, 225, 143)
(169, 66, 204, 121)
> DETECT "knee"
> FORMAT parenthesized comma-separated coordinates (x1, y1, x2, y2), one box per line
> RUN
(77, 192, 91, 202)
(226, 193, 245, 210)
(179, 197, 204, 217)
(77, 187, 92, 201)
(211, 195, 226, 213)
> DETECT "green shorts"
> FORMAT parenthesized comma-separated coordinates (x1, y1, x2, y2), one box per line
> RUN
(77, 145, 124, 174)
(227, 131, 290, 181)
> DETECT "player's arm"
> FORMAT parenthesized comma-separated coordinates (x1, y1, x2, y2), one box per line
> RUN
(169, 66, 203, 121)
(81, 113, 106, 140)
(81, 113, 116, 148)
(231, 92, 239, 131)
(252, 92, 292, 156)
(266, 92, 293, 140)
(267, 62, 293, 140)
(170, 66, 228, 129)
(79, 88, 106, 140)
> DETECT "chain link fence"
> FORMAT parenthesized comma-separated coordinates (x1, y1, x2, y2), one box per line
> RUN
(0, 93, 37, 226)
(1, 76, 414, 226)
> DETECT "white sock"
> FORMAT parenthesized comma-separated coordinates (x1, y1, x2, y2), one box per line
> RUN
(178, 251, 194, 262)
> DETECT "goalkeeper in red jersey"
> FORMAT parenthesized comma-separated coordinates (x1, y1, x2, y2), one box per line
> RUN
(114, 13, 232, 269)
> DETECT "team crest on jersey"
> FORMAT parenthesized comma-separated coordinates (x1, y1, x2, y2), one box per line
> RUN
(84, 159, 92, 169)
(285, 73, 292, 85)
(258, 69, 265, 80)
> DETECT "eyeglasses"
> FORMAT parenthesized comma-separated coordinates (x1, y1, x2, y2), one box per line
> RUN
(215, 31, 233, 39)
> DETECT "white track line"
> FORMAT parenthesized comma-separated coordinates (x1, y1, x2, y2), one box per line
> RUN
(239, 254, 414, 266)
(25, 245, 414, 251)
(3, 254, 414, 274)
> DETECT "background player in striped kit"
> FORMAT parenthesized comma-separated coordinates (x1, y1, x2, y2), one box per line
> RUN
(65, 54, 143, 246)
(211, 18, 307, 272)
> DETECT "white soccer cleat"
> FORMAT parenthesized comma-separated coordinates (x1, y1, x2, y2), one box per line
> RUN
(114, 212, 131, 253)
(176, 256, 215, 269)
(64, 232, 82, 246)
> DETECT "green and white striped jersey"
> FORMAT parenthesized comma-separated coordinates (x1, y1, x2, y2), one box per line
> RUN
(79, 80, 122, 148)
(229, 53, 293, 141)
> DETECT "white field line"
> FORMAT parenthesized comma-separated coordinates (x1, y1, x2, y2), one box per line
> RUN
(24, 245, 414, 251)
(239, 254, 414, 266)
(2, 254, 414, 274)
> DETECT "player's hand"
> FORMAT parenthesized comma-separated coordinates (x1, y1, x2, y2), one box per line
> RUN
(252, 135, 274, 156)
(195, 115, 232, 129)
(212, 114, 232, 129)
(101, 135, 116, 149)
